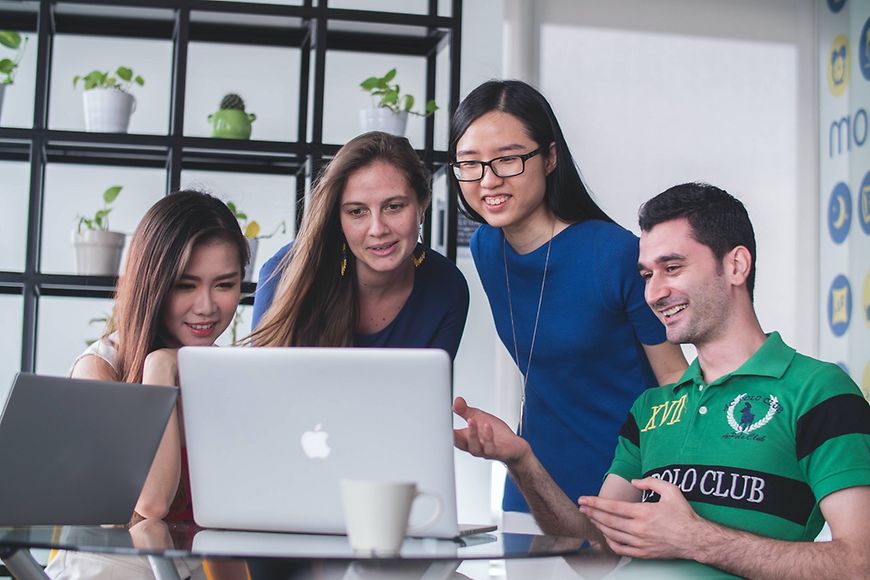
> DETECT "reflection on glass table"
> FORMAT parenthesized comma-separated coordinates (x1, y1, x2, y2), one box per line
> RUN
(0, 521, 588, 580)
(2, 521, 735, 578)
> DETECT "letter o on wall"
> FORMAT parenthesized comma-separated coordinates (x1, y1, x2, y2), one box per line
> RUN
(855, 108, 868, 147)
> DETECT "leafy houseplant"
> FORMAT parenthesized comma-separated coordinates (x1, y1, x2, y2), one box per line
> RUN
(0, 30, 27, 120)
(226, 200, 287, 281)
(359, 68, 437, 137)
(0, 31, 27, 85)
(73, 67, 144, 93)
(72, 185, 126, 276)
(76, 185, 122, 233)
(73, 66, 145, 133)
(209, 93, 256, 139)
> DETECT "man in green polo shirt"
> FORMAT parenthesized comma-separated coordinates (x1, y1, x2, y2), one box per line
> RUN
(454, 182, 870, 578)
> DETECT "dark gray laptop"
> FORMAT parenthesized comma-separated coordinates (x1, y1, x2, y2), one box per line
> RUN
(0, 373, 178, 526)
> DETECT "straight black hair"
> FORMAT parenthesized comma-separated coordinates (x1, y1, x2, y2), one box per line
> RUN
(638, 182, 757, 300)
(449, 79, 612, 225)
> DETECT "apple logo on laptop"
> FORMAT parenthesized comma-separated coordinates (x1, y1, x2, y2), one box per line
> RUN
(301, 424, 330, 459)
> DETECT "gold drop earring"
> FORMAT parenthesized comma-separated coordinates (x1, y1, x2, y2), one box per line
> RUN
(340, 243, 347, 277)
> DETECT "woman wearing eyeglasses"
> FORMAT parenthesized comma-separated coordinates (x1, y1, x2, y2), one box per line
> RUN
(449, 80, 687, 531)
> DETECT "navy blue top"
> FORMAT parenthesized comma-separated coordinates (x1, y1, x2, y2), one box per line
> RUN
(251, 243, 470, 360)
(471, 220, 667, 511)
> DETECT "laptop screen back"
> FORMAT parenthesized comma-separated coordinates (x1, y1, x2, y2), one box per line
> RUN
(0, 373, 178, 526)
(178, 347, 460, 538)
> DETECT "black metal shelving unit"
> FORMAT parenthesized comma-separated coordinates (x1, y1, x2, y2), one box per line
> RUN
(0, 0, 463, 373)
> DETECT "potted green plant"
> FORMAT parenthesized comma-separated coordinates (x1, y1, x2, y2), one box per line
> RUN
(0, 30, 27, 119)
(209, 93, 256, 139)
(359, 68, 438, 137)
(72, 185, 126, 276)
(226, 200, 286, 281)
(73, 67, 144, 133)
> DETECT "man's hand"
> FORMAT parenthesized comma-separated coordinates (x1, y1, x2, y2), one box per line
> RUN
(579, 476, 708, 560)
(452, 396, 530, 465)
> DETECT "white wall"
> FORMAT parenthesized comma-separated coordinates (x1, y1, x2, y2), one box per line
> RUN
(452, 0, 505, 525)
(530, 0, 819, 355)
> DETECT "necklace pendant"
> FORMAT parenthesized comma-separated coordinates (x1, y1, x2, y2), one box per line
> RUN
(518, 391, 526, 437)
(503, 228, 554, 442)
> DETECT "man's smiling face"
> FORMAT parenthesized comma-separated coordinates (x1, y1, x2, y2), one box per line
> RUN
(638, 218, 731, 347)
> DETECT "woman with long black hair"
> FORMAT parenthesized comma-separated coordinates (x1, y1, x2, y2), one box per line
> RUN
(449, 80, 687, 530)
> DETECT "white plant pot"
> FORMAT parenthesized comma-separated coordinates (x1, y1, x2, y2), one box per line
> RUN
(244, 237, 259, 282)
(83, 88, 136, 133)
(359, 107, 408, 137)
(0, 83, 5, 122)
(72, 230, 126, 276)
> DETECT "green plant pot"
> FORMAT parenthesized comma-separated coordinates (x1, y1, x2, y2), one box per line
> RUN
(208, 109, 256, 139)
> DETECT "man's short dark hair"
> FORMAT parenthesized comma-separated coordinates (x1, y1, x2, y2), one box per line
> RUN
(638, 182, 757, 300)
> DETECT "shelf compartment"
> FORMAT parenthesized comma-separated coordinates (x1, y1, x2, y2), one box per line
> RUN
(181, 136, 307, 174)
(34, 273, 118, 298)
(52, 2, 176, 39)
(324, 8, 453, 29)
(189, 9, 309, 47)
(0, 139, 32, 162)
(325, 29, 446, 56)
(6, 274, 258, 301)
(0, 1, 39, 33)
(43, 133, 170, 168)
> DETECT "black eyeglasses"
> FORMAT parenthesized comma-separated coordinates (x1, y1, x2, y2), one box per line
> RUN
(450, 147, 543, 182)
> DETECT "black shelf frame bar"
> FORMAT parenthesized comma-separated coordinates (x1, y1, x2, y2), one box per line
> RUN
(447, 0, 462, 262)
(20, 0, 54, 372)
(2, 0, 463, 373)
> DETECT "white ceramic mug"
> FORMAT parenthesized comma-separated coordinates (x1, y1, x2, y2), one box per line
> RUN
(340, 480, 442, 555)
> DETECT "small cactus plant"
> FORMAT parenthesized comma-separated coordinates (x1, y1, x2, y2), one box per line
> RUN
(209, 92, 256, 139)
(220, 93, 246, 111)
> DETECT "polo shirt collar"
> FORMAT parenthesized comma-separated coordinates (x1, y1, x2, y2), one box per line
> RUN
(671, 331, 795, 392)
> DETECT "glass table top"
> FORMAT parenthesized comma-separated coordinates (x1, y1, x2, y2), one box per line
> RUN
(0, 521, 588, 561)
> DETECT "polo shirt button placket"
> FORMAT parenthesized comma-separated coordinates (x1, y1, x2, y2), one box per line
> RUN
(682, 380, 710, 453)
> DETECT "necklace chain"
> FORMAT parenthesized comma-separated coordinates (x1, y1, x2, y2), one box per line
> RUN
(503, 227, 553, 437)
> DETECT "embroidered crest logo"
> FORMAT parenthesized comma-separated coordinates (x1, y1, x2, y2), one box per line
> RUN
(725, 394, 779, 434)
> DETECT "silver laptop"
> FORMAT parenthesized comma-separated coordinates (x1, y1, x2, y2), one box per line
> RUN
(0, 373, 178, 526)
(178, 347, 495, 539)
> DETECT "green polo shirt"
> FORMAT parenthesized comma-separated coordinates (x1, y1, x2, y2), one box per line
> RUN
(608, 332, 870, 541)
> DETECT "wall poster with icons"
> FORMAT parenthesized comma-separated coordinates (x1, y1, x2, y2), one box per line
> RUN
(818, 0, 870, 401)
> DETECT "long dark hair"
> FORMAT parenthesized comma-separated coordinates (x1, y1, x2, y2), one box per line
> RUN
(113, 191, 249, 383)
(449, 79, 612, 225)
(249, 131, 431, 348)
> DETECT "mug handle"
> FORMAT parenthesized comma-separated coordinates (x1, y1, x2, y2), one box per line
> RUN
(406, 490, 442, 534)
(130, 96, 137, 114)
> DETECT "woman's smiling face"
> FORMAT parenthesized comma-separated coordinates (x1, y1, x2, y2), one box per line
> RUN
(161, 238, 241, 346)
(454, 111, 555, 235)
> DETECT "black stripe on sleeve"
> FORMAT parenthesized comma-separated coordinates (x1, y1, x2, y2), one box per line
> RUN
(795, 394, 870, 460)
(618, 412, 640, 447)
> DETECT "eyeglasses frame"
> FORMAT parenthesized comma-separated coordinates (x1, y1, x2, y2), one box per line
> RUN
(450, 147, 544, 182)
